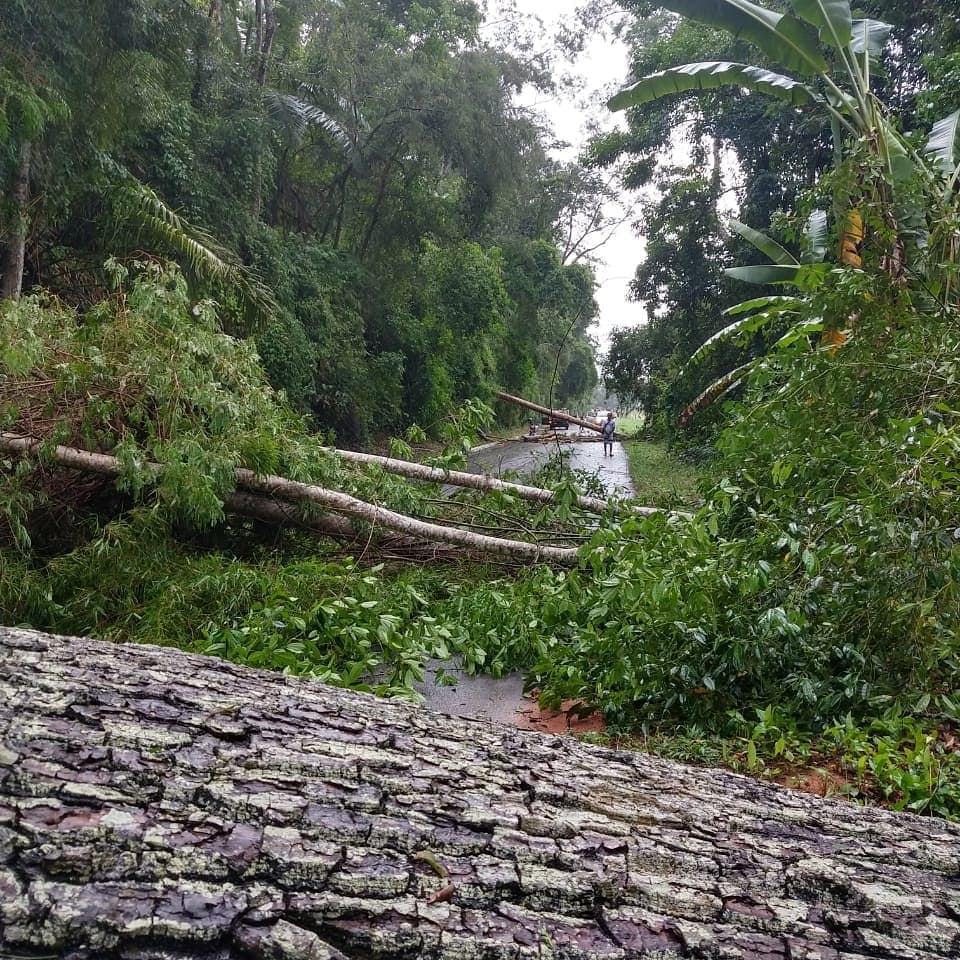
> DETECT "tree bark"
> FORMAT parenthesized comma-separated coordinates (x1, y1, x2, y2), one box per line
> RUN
(495, 392, 607, 435)
(0, 139, 32, 301)
(2, 628, 959, 959)
(0, 433, 579, 565)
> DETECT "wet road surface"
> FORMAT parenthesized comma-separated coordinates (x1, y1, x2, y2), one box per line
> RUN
(415, 435, 635, 724)
(467, 433, 636, 497)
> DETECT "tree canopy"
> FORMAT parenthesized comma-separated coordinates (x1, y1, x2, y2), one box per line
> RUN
(0, 0, 601, 442)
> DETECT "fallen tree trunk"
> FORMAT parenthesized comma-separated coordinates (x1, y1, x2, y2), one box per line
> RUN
(2, 627, 959, 960)
(0, 433, 579, 566)
(234, 469, 575, 565)
(325, 446, 667, 518)
(226, 492, 499, 564)
(495, 391, 606, 434)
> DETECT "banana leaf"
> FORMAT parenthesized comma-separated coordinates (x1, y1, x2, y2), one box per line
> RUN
(925, 110, 960, 173)
(802, 209, 828, 263)
(725, 264, 802, 284)
(728, 219, 799, 265)
(724, 295, 804, 316)
(849, 19, 892, 55)
(661, 0, 828, 75)
(789, 0, 852, 48)
(609, 62, 817, 112)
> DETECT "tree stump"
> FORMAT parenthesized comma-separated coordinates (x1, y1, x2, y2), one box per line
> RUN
(1, 626, 959, 959)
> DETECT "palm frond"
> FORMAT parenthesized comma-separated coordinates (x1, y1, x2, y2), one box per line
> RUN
(264, 90, 362, 168)
(99, 155, 277, 328)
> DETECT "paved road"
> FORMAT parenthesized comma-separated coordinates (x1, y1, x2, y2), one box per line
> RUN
(412, 662, 526, 725)
(468, 434, 636, 497)
(415, 435, 635, 725)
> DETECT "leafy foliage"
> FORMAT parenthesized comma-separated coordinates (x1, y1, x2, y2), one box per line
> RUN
(0, 0, 601, 437)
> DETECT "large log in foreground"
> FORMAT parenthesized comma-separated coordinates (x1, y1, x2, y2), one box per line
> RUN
(2, 628, 960, 959)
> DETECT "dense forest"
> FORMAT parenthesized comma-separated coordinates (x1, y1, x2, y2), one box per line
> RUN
(0, 0, 601, 443)
(2, 0, 960, 820)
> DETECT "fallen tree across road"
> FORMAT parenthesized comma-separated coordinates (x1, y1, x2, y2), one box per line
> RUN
(325, 445, 674, 518)
(495, 390, 606, 434)
(2, 627, 960, 959)
(0, 433, 580, 566)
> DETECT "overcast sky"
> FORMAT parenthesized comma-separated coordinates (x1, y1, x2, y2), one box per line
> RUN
(483, 0, 649, 357)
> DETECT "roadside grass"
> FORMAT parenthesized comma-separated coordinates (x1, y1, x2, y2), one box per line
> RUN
(614, 413, 644, 435)
(624, 440, 703, 507)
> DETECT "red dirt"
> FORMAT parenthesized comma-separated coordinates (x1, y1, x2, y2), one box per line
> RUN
(514, 691, 606, 735)
(775, 761, 851, 798)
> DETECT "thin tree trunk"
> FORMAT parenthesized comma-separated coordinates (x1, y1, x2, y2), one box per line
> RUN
(251, 0, 277, 219)
(0, 433, 579, 565)
(711, 134, 722, 202)
(254, 0, 263, 59)
(2, 626, 959, 959)
(0, 139, 32, 301)
(256, 0, 277, 88)
(495, 391, 606, 434)
(359, 142, 403, 261)
(224, 491, 484, 563)
(326, 446, 678, 517)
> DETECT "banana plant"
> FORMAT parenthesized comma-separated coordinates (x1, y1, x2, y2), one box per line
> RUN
(675, 212, 827, 425)
(609, 2, 896, 152)
(607, 0, 959, 424)
(924, 108, 960, 305)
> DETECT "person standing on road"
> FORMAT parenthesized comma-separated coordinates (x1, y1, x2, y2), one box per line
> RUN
(601, 411, 616, 456)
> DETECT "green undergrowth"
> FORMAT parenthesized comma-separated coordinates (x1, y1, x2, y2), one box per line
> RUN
(623, 439, 703, 508)
(0, 511, 496, 697)
(2, 263, 959, 822)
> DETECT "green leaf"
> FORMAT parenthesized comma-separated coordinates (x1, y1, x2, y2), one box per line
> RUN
(660, 0, 828, 75)
(684, 304, 800, 369)
(788, 0, 852, 48)
(609, 62, 817, 111)
(881, 120, 915, 183)
(724, 264, 802, 284)
(679, 359, 759, 425)
(925, 110, 960, 172)
(849, 19, 892, 55)
(802, 209, 828, 262)
(774, 318, 822, 348)
(728, 219, 799, 265)
(724, 296, 803, 316)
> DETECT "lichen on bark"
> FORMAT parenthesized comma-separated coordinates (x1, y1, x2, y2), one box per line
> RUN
(2, 626, 960, 959)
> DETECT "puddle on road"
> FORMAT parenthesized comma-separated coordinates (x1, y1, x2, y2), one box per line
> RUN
(413, 661, 605, 736)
